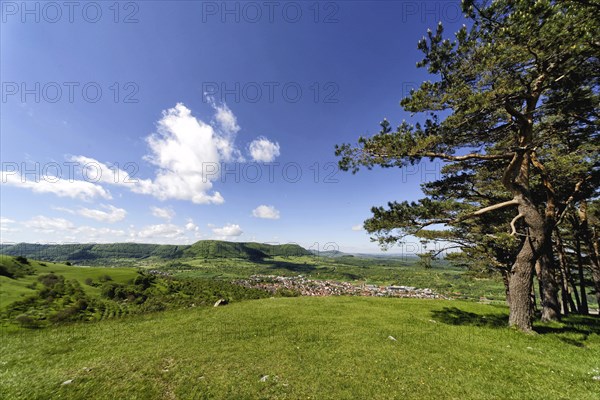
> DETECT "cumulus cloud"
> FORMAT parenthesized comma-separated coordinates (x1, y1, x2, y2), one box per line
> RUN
(70, 155, 145, 188)
(9, 102, 279, 206)
(23, 216, 75, 233)
(248, 137, 281, 162)
(185, 219, 200, 232)
(1, 170, 111, 201)
(212, 223, 243, 237)
(54, 204, 127, 223)
(78, 205, 127, 223)
(70, 104, 228, 205)
(74, 226, 127, 241)
(151, 206, 175, 221)
(142, 103, 232, 204)
(0, 217, 18, 233)
(352, 224, 364, 231)
(213, 103, 240, 135)
(8, 215, 210, 244)
(68, 103, 237, 205)
(136, 224, 184, 239)
(252, 205, 280, 220)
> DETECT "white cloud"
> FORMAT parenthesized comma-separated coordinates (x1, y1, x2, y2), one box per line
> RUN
(8, 216, 210, 244)
(54, 204, 127, 223)
(142, 103, 233, 204)
(252, 205, 280, 220)
(151, 206, 175, 221)
(185, 219, 200, 232)
(352, 224, 364, 231)
(213, 102, 240, 136)
(136, 224, 184, 239)
(69, 155, 144, 187)
(78, 205, 127, 223)
(75, 226, 127, 241)
(10, 103, 279, 207)
(69, 103, 233, 205)
(248, 137, 281, 162)
(23, 216, 75, 233)
(0, 217, 18, 233)
(212, 223, 243, 237)
(1, 170, 111, 201)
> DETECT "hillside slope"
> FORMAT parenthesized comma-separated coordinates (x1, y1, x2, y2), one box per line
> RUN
(1, 297, 598, 399)
(0, 241, 312, 264)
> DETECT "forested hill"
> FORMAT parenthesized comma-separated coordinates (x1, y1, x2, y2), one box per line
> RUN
(0, 241, 312, 264)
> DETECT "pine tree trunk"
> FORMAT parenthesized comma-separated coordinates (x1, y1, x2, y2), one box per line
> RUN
(575, 232, 589, 315)
(509, 237, 536, 332)
(555, 229, 577, 314)
(508, 199, 545, 332)
(500, 267, 511, 306)
(537, 235, 561, 321)
(578, 201, 600, 314)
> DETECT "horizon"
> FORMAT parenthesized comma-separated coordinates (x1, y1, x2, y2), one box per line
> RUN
(0, 239, 429, 257)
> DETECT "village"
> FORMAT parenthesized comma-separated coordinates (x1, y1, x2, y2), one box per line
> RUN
(233, 275, 443, 299)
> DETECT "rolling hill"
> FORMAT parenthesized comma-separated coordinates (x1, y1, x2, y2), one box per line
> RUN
(0, 241, 312, 264)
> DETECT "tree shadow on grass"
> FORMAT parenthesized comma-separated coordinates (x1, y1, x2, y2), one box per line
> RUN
(431, 306, 600, 346)
(533, 314, 600, 346)
(431, 307, 508, 328)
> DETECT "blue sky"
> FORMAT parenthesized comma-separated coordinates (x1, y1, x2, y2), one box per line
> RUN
(0, 1, 466, 253)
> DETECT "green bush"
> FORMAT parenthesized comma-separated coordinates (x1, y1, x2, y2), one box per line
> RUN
(15, 256, 29, 265)
(0, 257, 35, 278)
(14, 314, 41, 329)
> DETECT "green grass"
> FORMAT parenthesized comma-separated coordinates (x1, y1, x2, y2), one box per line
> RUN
(0, 255, 138, 310)
(169, 256, 507, 302)
(1, 297, 598, 399)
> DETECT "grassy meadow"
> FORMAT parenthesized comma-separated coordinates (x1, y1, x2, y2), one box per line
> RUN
(1, 297, 599, 399)
(0, 256, 138, 311)
(1, 253, 598, 399)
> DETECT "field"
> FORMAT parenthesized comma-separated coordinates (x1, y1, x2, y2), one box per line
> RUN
(0, 256, 138, 311)
(1, 297, 599, 399)
(1, 252, 598, 399)
(158, 256, 509, 303)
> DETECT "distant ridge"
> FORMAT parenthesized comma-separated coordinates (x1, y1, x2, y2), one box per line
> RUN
(0, 241, 312, 264)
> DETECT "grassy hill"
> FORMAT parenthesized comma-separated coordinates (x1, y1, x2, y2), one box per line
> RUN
(0, 241, 312, 265)
(1, 255, 598, 398)
(1, 296, 598, 399)
(0, 255, 138, 311)
(0, 255, 279, 328)
(183, 241, 311, 260)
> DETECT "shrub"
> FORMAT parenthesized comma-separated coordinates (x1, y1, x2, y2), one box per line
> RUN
(38, 273, 63, 288)
(65, 261, 72, 266)
(133, 272, 155, 290)
(15, 256, 29, 265)
(0, 265, 14, 278)
(14, 314, 41, 329)
(100, 282, 122, 300)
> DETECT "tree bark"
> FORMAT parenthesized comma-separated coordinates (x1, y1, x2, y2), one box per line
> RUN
(575, 231, 589, 314)
(536, 234, 561, 321)
(500, 267, 511, 306)
(577, 201, 600, 314)
(555, 229, 577, 314)
(508, 198, 545, 332)
(509, 235, 536, 332)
